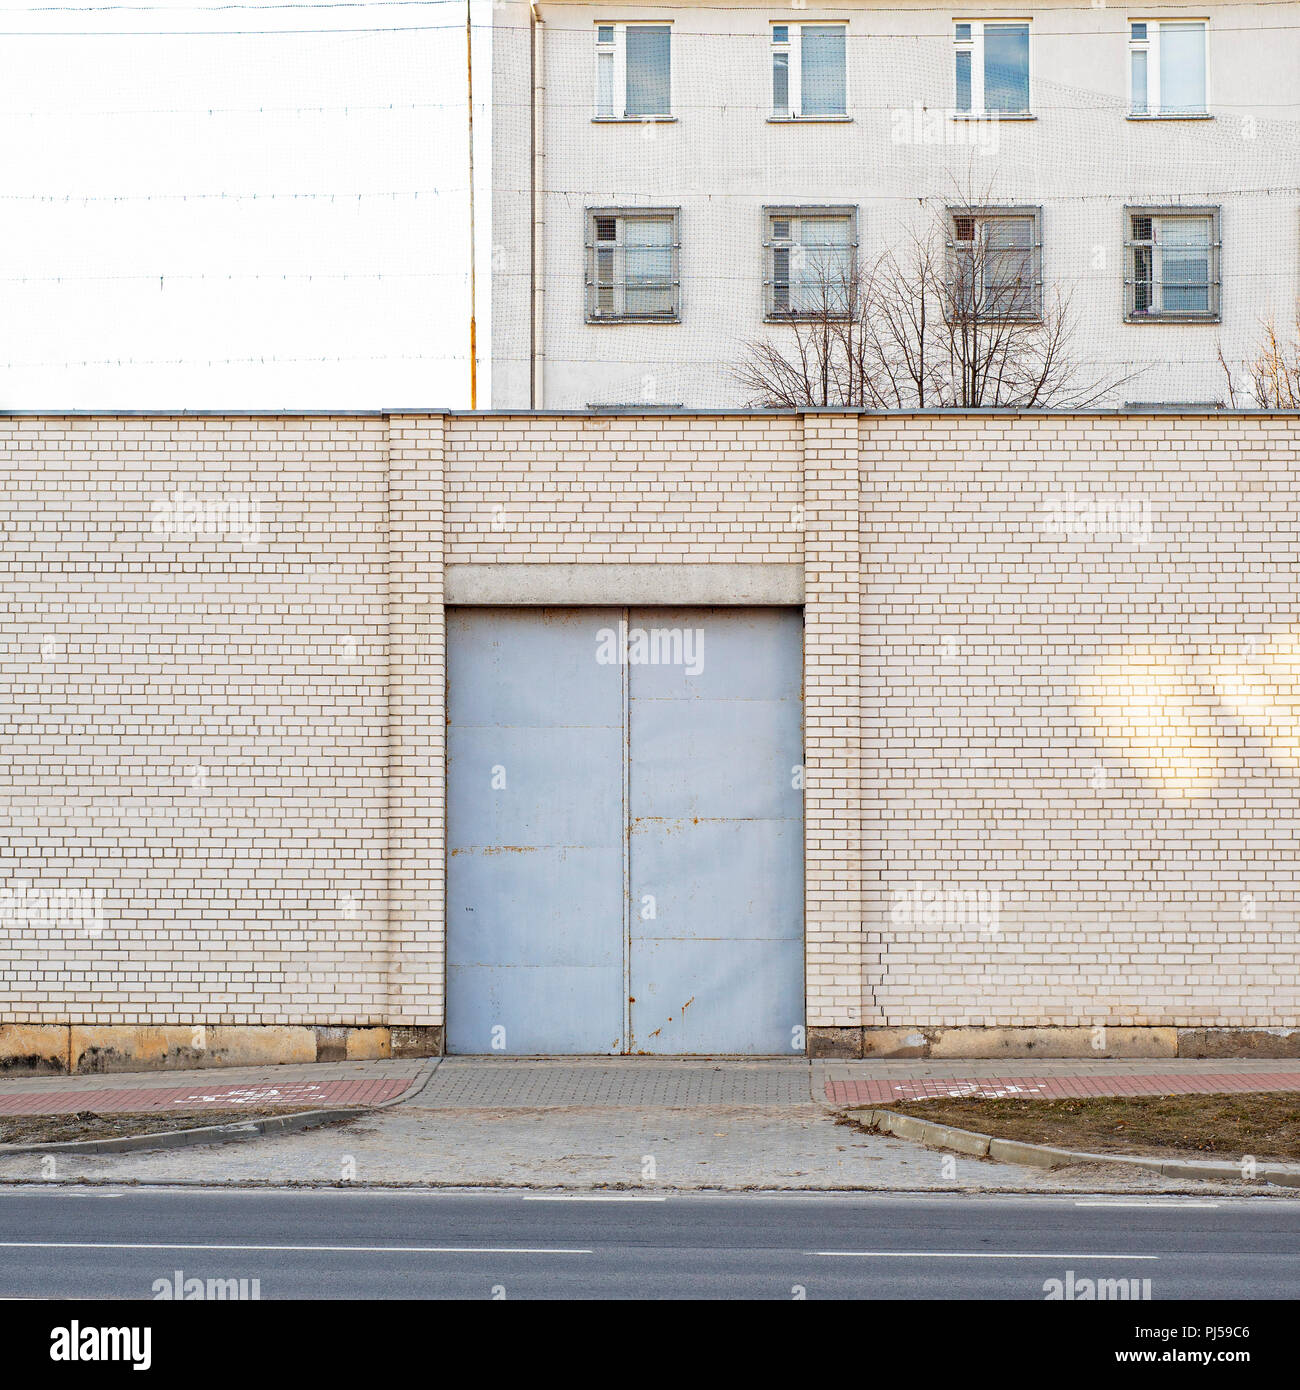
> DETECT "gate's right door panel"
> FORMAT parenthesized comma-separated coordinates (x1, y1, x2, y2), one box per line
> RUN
(627, 607, 805, 1054)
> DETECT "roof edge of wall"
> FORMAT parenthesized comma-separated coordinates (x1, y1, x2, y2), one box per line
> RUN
(2, 407, 1299, 420)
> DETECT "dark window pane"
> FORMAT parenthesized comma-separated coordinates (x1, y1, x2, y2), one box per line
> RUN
(1160, 22, 1206, 115)
(773, 50, 789, 112)
(624, 218, 674, 316)
(955, 48, 972, 111)
(801, 26, 846, 115)
(1131, 49, 1147, 114)
(626, 26, 671, 116)
(773, 246, 791, 312)
(1133, 245, 1153, 314)
(984, 23, 1029, 112)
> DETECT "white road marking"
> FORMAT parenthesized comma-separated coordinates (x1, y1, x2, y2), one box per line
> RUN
(1076, 1200, 1220, 1209)
(815, 1251, 1159, 1260)
(523, 1193, 666, 1202)
(0, 1241, 590, 1255)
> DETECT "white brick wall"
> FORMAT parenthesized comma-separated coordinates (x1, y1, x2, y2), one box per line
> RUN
(2, 410, 1297, 1034)
(0, 417, 390, 1025)
(862, 414, 1300, 1028)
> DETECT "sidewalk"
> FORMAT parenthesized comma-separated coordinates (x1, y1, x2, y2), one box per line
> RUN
(3, 1054, 1297, 1116)
(3, 1055, 1296, 1193)
(819, 1057, 1300, 1107)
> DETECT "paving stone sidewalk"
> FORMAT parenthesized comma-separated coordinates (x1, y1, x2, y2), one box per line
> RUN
(3, 1054, 1298, 1116)
(823, 1061, 1300, 1107)
(2, 1056, 1295, 1193)
(0, 1058, 430, 1115)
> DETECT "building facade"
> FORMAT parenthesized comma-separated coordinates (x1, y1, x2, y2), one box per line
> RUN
(491, 1, 1300, 409)
(2, 410, 1300, 1070)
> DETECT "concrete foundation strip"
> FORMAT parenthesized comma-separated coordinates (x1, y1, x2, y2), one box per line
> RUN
(847, 1107, 1300, 1189)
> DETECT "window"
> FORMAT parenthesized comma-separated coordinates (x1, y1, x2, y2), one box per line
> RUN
(948, 207, 1042, 320)
(1128, 20, 1207, 116)
(771, 23, 847, 117)
(1125, 207, 1220, 320)
(586, 210, 680, 322)
(764, 208, 857, 318)
(954, 21, 1030, 115)
(594, 22, 671, 118)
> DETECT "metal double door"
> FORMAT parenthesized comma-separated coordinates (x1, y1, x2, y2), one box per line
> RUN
(446, 606, 804, 1054)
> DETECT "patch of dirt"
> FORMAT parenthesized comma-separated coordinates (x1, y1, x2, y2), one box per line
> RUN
(863, 1091, 1300, 1161)
(0, 1107, 331, 1146)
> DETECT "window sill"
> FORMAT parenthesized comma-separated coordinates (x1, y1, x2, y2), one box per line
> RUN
(592, 115, 677, 124)
(951, 112, 1036, 121)
(945, 313, 1044, 327)
(767, 115, 853, 123)
(763, 314, 853, 324)
(1125, 313, 1221, 325)
(586, 317, 681, 326)
(1126, 112, 1212, 121)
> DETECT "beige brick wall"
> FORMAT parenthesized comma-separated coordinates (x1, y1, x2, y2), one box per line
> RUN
(0, 416, 390, 1025)
(862, 414, 1300, 1029)
(387, 416, 446, 1026)
(445, 415, 803, 564)
(1, 410, 1297, 1037)
(803, 416, 864, 1028)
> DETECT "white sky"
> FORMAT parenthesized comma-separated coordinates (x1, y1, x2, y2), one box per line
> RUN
(0, 0, 489, 409)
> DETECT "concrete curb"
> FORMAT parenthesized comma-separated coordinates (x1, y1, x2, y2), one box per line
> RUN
(0, 1106, 369, 1157)
(376, 1056, 442, 1109)
(848, 1107, 1300, 1189)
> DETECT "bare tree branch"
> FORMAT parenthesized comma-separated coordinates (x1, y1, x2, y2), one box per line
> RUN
(736, 179, 1139, 411)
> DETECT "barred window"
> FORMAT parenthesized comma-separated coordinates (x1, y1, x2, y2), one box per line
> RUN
(1125, 207, 1220, 321)
(764, 208, 857, 319)
(947, 207, 1042, 321)
(586, 209, 680, 322)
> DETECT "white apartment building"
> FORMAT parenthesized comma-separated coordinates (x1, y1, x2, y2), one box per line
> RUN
(491, 1, 1300, 408)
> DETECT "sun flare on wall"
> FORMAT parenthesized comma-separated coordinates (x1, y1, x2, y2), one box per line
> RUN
(1203, 626, 1300, 774)
(1076, 644, 1223, 802)
(1076, 629, 1300, 802)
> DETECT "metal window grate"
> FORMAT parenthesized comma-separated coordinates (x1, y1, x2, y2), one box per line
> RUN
(1124, 207, 1220, 321)
(586, 209, 681, 323)
(946, 207, 1043, 322)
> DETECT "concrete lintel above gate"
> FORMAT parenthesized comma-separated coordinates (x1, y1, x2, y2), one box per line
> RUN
(444, 563, 804, 607)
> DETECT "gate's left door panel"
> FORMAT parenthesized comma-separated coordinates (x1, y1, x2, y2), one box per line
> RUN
(446, 609, 626, 1054)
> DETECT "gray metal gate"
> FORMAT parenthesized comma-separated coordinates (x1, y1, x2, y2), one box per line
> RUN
(447, 607, 804, 1054)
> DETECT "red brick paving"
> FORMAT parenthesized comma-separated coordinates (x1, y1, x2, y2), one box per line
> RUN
(826, 1072, 1300, 1107)
(0, 1077, 411, 1116)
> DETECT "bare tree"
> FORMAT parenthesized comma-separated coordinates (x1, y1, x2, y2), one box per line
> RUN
(1219, 308, 1300, 408)
(736, 193, 1131, 410)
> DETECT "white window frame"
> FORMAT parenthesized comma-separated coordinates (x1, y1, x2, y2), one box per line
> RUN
(1124, 206, 1221, 322)
(762, 206, 859, 320)
(1127, 19, 1209, 117)
(594, 21, 672, 120)
(953, 19, 1032, 117)
(770, 21, 849, 119)
(585, 208, 682, 323)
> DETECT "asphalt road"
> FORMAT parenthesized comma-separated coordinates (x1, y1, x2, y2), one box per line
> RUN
(0, 1187, 1296, 1300)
